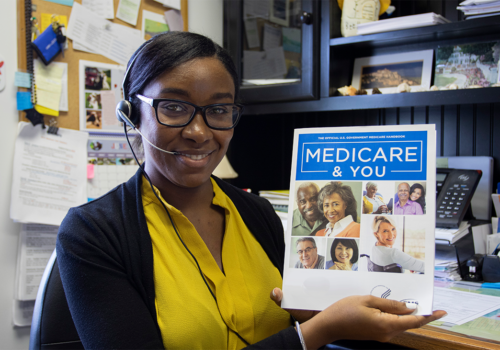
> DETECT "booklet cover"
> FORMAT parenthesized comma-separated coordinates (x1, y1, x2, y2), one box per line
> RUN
(281, 125, 436, 315)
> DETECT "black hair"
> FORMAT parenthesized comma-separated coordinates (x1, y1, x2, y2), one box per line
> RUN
(410, 183, 426, 211)
(330, 238, 358, 264)
(125, 31, 239, 125)
(318, 182, 358, 222)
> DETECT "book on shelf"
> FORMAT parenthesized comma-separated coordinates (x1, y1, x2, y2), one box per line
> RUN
(281, 124, 436, 315)
(356, 12, 450, 35)
(458, 0, 500, 17)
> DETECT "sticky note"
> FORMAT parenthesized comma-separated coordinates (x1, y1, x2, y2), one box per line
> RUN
(40, 14, 68, 32)
(14, 72, 31, 88)
(17, 92, 33, 110)
(87, 163, 95, 179)
(35, 105, 59, 117)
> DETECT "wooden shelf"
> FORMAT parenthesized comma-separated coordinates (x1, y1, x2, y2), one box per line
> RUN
(329, 15, 500, 50)
(243, 87, 500, 115)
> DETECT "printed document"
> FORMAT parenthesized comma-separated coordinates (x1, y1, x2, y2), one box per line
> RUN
(15, 224, 58, 300)
(67, 2, 143, 65)
(282, 125, 436, 315)
(10, 122, 88, 226)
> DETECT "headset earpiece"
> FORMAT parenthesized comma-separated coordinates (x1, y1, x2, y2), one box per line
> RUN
(115, 100, 136, 129)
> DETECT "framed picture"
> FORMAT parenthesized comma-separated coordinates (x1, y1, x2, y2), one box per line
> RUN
(269, 0, 290, 27)
(435, 41, 500, 89)
(351, 50, 434, 94)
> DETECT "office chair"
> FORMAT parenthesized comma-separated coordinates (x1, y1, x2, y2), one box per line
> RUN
(360, 254, 402, 273)
(30, 249, 84, 350)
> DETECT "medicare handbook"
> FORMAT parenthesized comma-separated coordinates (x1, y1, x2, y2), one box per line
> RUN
(282, 125, 436, 315)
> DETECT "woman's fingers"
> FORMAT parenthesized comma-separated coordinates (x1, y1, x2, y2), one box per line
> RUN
(362, 295, 416, 315)
(270, 287, 283, 307)
(392, 310, 448, 331)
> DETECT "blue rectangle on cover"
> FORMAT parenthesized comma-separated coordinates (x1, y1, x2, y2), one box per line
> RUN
(296, 130, 428, 181)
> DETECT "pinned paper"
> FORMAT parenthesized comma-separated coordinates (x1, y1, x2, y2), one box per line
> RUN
(142, 10, 169, 41)
(15, 72, 31, 88)
(45, 0, 73, 6)
(87, 163, 95, 179)
(162, 0, 181, 10)
(17, 92, 33, 110)
(164, 9, 183, 31)
(34, 60, 64, 111)
(82, 0, 115, 19)
(116, 0, 141, 26)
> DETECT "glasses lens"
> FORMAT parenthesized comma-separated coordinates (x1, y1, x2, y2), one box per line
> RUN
(205, 104, 241, 129)
(156, 100, 194, 126)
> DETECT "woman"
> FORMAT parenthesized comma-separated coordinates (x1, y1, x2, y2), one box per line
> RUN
(362, 181, 387, 214)
(410, 183, 426, 213)
(371, 216, 425, 273)
(325, 238, 359, 271)
(313, 182, 360, 237)
(56, 32, 443, 349)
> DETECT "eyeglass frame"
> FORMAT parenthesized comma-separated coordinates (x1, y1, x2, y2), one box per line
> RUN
(136, 94, 244, 130)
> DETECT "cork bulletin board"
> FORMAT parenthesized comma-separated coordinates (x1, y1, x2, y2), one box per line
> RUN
(16, 0, 188, 130)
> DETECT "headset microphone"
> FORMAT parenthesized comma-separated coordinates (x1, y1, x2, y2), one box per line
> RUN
(134, 128, 181, 155)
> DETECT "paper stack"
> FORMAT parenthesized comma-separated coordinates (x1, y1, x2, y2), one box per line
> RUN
(356, 12, 450, 35)
(259, 190, 290, 229)
(458, 0, 500, 19)
(435, 221, 470, 244)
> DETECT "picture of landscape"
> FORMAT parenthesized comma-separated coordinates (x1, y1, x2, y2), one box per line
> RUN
(435, 41, 500, 89)
(360, 61, 424, 89)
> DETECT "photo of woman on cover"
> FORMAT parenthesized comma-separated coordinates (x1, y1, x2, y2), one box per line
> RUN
(325, 238, 359, 271)
(361, 216, 425, 273)
(311, 181, 361, 237)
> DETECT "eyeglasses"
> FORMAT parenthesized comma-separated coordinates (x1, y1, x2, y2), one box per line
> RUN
(297, 247, 315, 255)
(137, 94, 244, 130)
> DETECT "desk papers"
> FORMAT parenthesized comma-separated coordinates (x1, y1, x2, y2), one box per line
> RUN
(281, 125, 436, 315)
(10, 122, 88, 226)
(434, 287, 500, 325)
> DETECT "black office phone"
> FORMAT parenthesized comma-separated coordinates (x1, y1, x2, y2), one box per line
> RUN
(436, 168, 482, 228)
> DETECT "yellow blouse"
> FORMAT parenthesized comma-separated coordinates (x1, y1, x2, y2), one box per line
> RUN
(142, 177, 291, 349)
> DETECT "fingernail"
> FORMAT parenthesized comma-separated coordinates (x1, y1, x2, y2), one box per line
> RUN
(406, 302, 417, 309)
(272, 290, 276, 298)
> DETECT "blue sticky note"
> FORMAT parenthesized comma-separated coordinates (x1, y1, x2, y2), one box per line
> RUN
(17, 92, 33, 110)
(14, 72, 31, 88)
(45, 0, 73, 5)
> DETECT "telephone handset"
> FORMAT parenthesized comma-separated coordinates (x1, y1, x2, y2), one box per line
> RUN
(436, 168, 482, 228)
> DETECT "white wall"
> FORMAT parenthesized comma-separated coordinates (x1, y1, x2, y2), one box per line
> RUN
(0, 1, 223, 348)
(0, 1, 31, 348)
(188, 0, 223, 45)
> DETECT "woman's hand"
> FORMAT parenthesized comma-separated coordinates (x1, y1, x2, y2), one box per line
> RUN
(271, 290, 446, 350)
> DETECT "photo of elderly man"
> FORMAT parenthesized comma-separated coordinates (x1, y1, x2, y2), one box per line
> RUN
(292, 182, 324, 236)
(394, 182, 423, 215)
(293, 237, 325, 269)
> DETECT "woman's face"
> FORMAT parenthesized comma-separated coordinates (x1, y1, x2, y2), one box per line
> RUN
(334, 242, 353, 264)
(375, 222, 397, 247)
(323, 193, 347, 224)
(367, 186, 377, 198)
(410, 188, 422, 201)
(139, 57, 235, 189)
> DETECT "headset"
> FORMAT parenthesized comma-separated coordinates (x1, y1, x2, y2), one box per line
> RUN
(115, 35, 250, 347)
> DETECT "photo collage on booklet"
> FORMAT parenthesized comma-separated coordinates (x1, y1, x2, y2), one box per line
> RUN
(289, 180, 427, 274)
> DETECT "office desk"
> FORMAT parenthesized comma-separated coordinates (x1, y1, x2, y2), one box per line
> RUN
(390, 325, 500, 349)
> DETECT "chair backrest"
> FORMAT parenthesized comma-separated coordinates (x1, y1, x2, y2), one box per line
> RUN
(360, 254, 402, 273)
(30, 249, 83, 350)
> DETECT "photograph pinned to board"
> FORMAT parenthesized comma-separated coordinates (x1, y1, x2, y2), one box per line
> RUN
(281, 124, 436, 315)
(351, 50, 434, 94)
(142, 10, 169, 41)
(79, 60, 126, 133)
(269, 0, 290, 26)
(435, 41, 500, 89)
